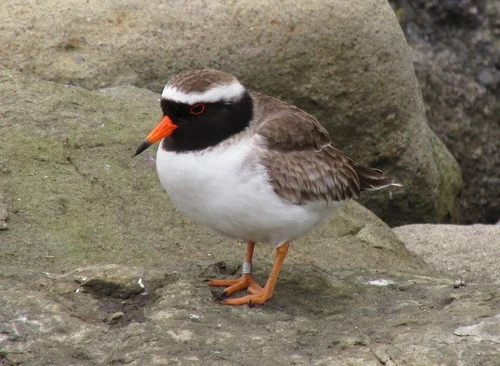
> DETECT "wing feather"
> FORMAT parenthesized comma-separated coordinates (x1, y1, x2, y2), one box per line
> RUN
(250, 92, 397, 205)
(255, 104, 362, 204)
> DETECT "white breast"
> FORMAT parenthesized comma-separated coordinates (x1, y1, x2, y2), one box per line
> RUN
(155, 136, 342, 246)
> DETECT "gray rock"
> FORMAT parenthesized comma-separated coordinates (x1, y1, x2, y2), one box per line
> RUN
(0, 68, 423, 274)
(0, 0, 462, 225)
(0, 190, 7, 230)
(391, 0, 500, 224)
(394, 223, 500, 284)
(454, 314, 500, 344)
(0, 256, 498, 365)
(0, 69, 497, 366)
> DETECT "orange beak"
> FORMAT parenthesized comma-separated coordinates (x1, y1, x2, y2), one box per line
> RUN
(134, 115, 178, 156)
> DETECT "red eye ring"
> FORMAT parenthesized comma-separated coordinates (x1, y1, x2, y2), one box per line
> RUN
(189, 103, 206, 115)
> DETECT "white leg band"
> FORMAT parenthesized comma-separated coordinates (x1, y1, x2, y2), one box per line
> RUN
(242, 262, 252, 274)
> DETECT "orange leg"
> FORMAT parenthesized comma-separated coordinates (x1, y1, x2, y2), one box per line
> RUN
(208, 241, 290, 306)
(208, 241, 263, 295)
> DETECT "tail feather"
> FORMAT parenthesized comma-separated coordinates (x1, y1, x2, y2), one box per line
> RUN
(354, 164, 402, 192)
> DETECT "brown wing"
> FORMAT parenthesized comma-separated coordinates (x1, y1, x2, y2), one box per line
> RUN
(254, 95, 362, 205)
(260, 146, 363, 205)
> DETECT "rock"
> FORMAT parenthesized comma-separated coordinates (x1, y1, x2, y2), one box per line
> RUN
(1, 1, 494, 363)
(393, 223, 500, 284)
(477, 68, 500, 87)
(0, 69, 496, 365)
(453, 314, 500, 344)
(390, 0, 500, 224)
(0, 190, 7, 230)
(0, 0, 462, 225)
(0, 68, 423, 274)
(0, 249, 498, 365)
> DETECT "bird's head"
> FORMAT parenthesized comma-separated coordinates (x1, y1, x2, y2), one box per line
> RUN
(134, 69, 251, 155)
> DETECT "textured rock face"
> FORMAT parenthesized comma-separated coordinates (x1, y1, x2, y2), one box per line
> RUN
(1, 259, 498, 366)
(0, 0, 461, 225)
(0, 69, 417, 273)
(390, 0, 500, 224)
(0, 62, 497, 366)
(394, 224, 500, 285)
(1, 1, 493, 364)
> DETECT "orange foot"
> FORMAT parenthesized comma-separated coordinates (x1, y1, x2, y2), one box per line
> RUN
(208, 242, 290, 306)
(208, 273, 272, 306)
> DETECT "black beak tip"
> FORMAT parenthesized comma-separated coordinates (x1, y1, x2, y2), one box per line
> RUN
(133, 140, 151, 157)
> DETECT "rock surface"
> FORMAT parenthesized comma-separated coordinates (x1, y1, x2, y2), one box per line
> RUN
(394, 223, 500, 285)
(0, 1, 496, 364)
(0, 69, 497, 366)
(0, 0, 462, 225)
(390, 0, 500, 224)
(1, 216, 498, 366)
(1, 256, 498, 366)
(0, 69, 421, 274)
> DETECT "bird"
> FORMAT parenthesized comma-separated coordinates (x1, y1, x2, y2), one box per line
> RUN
(134, 69, 400, 306)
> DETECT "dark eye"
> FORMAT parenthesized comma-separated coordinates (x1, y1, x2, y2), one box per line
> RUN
(189, 103, 206, 115)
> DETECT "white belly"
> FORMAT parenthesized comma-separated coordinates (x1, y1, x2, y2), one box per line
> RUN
(156, 137, 342, 246)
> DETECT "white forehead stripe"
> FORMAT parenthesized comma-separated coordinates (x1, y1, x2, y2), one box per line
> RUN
(161, 82, 245, 104)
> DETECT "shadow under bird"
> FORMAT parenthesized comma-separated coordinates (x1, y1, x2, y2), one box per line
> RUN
(134, 69, 400, 306)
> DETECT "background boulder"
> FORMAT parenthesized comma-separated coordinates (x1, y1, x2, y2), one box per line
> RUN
(0, 69, 424, 273)
(390, 0, 499, 224)
(0, 72, 497, 363)
(0, 0, 463, 225)
(0, 1, 497, 364)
